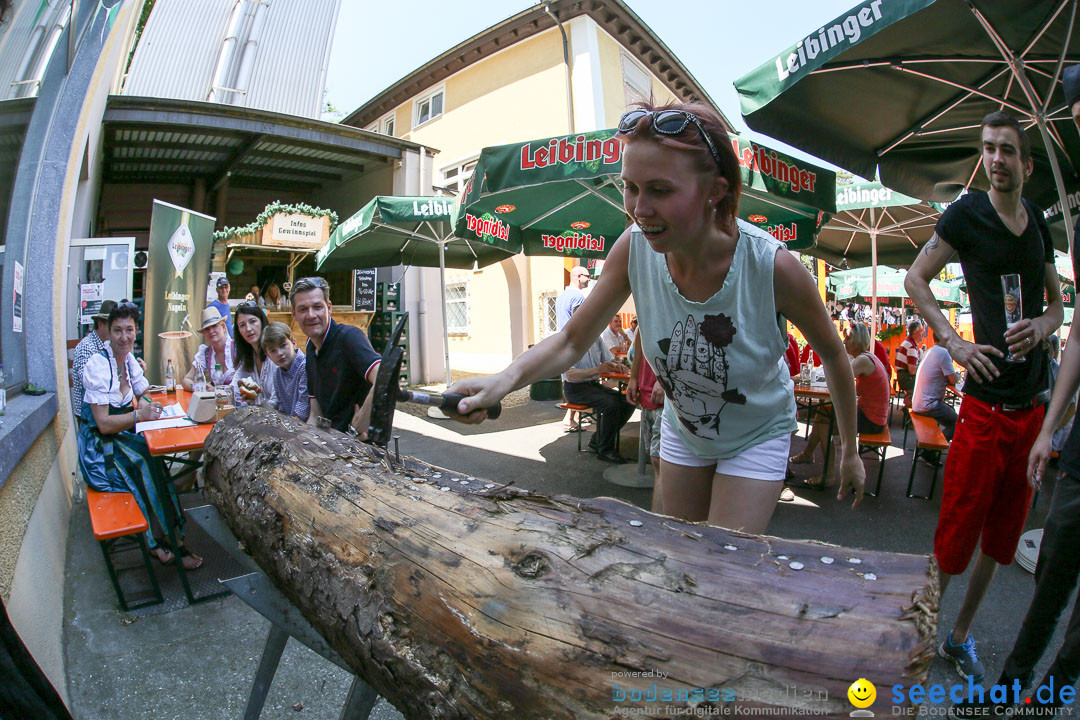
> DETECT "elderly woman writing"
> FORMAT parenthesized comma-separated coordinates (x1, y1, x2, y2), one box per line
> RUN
(790, 322, 891, 488)
(78, 303, 202, 569)
(182, 306, 236, 390)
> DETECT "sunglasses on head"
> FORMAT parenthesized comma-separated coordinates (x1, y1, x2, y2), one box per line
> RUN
(617, 109, 724, 170)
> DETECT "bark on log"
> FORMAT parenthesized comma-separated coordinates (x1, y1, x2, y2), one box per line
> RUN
(204, 407, 937, 720)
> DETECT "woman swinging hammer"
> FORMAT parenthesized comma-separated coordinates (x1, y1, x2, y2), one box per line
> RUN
(447, 102, 864, 534)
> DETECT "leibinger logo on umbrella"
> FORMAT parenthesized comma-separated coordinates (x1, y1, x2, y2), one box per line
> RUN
(765, 223, 798, 243)
(748, 215, 768, 223)
(521, 135, 621, 169)
(541, 232, 607, 253)
(571, 221, 591, 230)
(495, 205, 516, 213)
(731, 139, 818, 194)
(773, 0, 885, 82)
(411, 198, 453, 217)
(464, 213, 510, 241)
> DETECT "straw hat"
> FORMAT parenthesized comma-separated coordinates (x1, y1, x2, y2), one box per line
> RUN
(199, 306, 227, 331)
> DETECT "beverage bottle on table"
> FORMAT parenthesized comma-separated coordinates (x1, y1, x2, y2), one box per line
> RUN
(202, 365, 212, 392)
(164, 358, 176, 392)
(214, 363, 227, 411)
(0, 364, 5, 415)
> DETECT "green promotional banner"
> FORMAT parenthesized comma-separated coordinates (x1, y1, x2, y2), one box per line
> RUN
(144, 200, 216, 384)
(455, 129, 834, 258)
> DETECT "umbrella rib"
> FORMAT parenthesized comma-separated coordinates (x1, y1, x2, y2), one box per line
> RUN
(890, 66, 1031, 117)
(1018, 0, 1072, 59)
(520, 179, 623, 230)
(740, 187, 816, 218)
(1039, 1, 1077, 113)
(878, 66, 1011, 156)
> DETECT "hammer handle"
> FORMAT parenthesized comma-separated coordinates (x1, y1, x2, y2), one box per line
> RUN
(402, 391, 502, 420)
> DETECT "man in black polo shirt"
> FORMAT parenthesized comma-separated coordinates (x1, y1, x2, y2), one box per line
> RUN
(906, 111, 1063, 691)
(291, 277, 381, 436)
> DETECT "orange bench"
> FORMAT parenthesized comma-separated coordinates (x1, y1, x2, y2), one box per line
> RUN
(858, 427, 893, 497)
(87, 488, 163, 611)
(558, 402, 597, 452)
(906, 410, 949, 499)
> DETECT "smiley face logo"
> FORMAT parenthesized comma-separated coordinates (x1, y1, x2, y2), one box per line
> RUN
(847, 678, 876, 709)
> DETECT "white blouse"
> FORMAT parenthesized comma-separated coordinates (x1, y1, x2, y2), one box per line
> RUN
(192, 336, 237, 385)
(81, 346, 148, 408)
(230, 358, 278, 407)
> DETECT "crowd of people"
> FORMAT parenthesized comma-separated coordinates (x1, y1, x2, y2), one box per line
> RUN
(60, 64, 1080, 719)
(71, 276, 383, 581)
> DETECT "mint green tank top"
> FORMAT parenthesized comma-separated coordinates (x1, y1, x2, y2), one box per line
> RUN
(627, 220, 797, 459)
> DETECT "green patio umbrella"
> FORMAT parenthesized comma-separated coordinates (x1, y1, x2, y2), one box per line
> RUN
(735, 0, 1080, 255)
(833, 267, 965, 307)
(316, 195, 519, 384)
(455, 128, 835, 258)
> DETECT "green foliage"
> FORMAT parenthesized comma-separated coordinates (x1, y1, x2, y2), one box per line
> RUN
(124, 0, 157, 75)
(213, 201, 340, 243)
(877, 325, 903, 341)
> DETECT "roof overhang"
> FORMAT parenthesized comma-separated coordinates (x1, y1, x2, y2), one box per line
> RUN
(342, 0, 732, 132)
(103, 96, 433, 192)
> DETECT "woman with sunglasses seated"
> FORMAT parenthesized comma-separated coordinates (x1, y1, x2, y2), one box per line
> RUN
(78, 302, 203, 569)
(230, 303, 277, 407)
(447, 102, 864, 533)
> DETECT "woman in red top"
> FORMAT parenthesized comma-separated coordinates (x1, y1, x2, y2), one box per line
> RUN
(790, 323, 890, 486)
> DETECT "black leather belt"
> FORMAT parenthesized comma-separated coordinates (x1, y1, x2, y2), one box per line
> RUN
(998, 389, 1051, 411)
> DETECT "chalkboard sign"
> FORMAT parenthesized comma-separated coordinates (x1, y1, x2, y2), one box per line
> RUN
(352, 268, 377, 311)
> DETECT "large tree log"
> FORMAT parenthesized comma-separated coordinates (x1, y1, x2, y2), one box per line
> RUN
(204, 407, 937, 719)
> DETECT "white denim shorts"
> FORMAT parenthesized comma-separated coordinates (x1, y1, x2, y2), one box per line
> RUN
(659, 416, 791, 482)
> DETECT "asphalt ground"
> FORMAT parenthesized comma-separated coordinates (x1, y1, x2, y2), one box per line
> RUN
(61, 394, 1074, 719)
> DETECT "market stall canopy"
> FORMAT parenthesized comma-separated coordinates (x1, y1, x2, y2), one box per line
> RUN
(810, 178, 945, 267)
(735, 0, 1080, 252)
(455, 129, 835, 259)
(315, 195, 517, 272)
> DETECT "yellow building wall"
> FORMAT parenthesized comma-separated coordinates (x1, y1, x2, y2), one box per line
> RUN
(399, 30, 570, 163)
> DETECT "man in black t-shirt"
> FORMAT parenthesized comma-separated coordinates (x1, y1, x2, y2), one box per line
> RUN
(290, 277, 382, 436)
(906, 111, 1063, 690)
(958, 66, 1080, 718)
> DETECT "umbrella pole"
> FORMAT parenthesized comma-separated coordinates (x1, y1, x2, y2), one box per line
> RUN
(439, 242, 451, 386)
(1034, 117, 1076, 258)
(870, 212, 878, 343)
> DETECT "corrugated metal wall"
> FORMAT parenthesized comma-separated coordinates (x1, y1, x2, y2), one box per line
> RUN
(122, 0, 340, 119)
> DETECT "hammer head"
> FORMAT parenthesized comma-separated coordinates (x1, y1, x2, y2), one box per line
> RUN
(367, 314, 408, 447)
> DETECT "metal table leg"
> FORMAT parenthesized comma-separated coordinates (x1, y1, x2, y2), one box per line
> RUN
(188, 506, 382, 720)
(243, 625, 289, 720)
(604, 411, 655, 488)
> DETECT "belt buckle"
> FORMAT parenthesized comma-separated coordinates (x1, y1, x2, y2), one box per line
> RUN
(1002, 400, 1031, 411)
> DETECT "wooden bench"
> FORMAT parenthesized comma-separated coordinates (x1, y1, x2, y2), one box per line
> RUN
(857, 427, 893, 497)
(558, 402, 597, 452)
(86, 488, 163, 611)
(906, 410, 949, 499)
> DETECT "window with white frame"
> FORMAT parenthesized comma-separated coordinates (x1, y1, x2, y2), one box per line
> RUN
(381, 113, 395, 137)
(445, 282, 469, 334)
(441, 157, 478, 196)
(414, 89, 444, 128)
(538, 292, 558, 339)
(622, 53, 653, 110)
